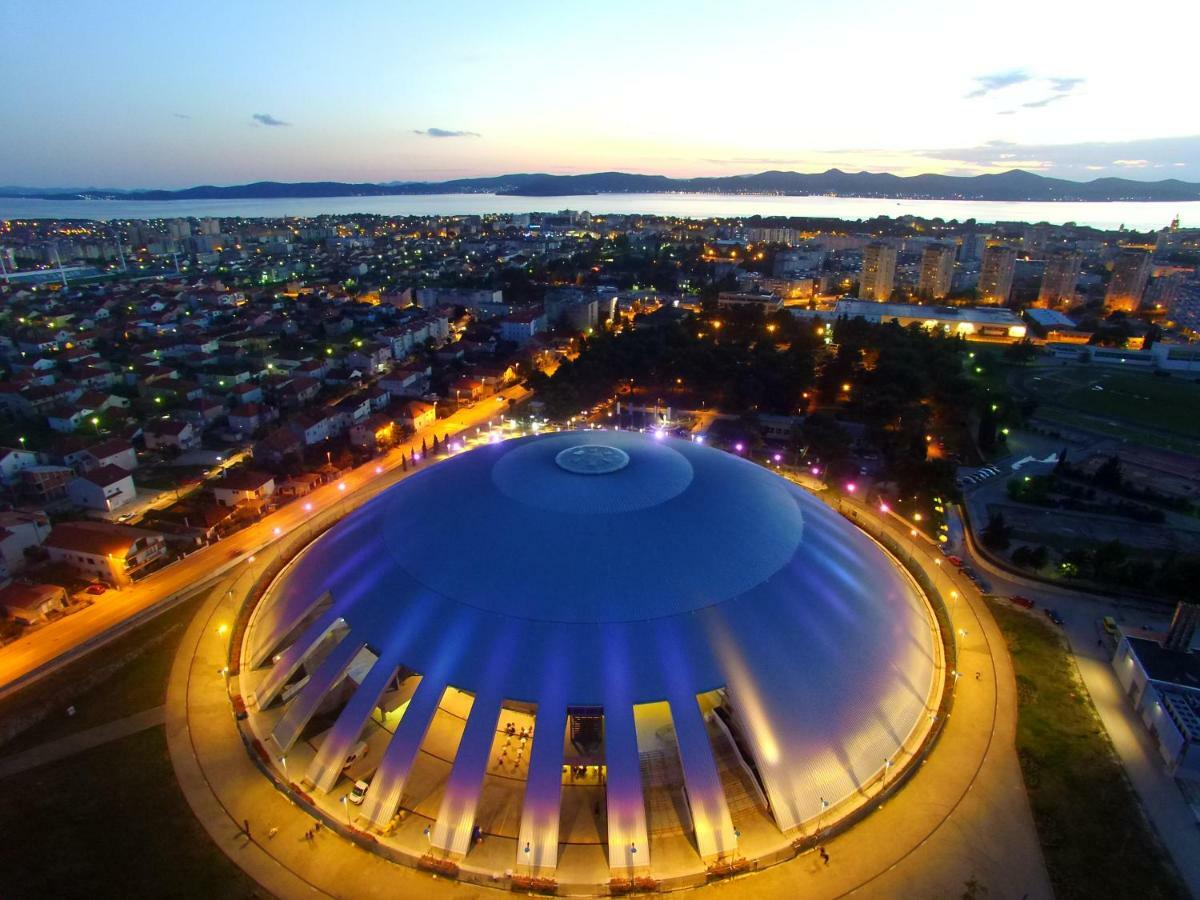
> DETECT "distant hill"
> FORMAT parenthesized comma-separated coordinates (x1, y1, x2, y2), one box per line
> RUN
(5, 169, 1199, 202)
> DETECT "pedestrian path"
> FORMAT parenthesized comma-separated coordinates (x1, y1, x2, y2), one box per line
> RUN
(0, 705, 166, 779)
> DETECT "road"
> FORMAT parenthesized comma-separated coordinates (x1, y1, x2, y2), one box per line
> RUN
(0, 385, 530, 697)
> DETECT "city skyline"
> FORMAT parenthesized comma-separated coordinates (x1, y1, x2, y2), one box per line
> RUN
(4, 0, 1200, 189)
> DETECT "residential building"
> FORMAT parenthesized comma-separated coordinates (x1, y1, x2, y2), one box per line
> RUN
(212, 470, 276, 508)
(1037, 250, 1083, 308)
(81, 438, 138, 473)
(20, 465, 74, 503)
(0, 448, 39, 486)
(143, 419, 201, 451)
(42, 521, 167, 586)
(858, 243, 897, 301)
(978, 244, 1017, 305)
(0, 582, 68, 624)
(1106, 249, 1153, 312)
(917, 244, 955, 301)
(0, 509, 52, 580)
(67, 465, 136, 512)
(396, 399, 436, 432)
(349, 413, 396, 450)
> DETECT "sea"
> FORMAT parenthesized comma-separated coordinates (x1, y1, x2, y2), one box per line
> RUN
(2, 193, 1197, 231)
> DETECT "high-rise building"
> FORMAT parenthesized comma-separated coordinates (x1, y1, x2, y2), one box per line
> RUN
(1105, 249, 1152, 312)
(978, 244, 1017, 305)
(917, 244, 955, 300)
(858, 242, 897, 301)
(1037, 250, 1083, 308)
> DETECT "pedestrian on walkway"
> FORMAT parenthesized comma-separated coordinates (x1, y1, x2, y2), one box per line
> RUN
(975, 671, 981, 680)
(819, 846, 830, 865)
(267, 827, 278, 840)
(243, 819, 250, 838)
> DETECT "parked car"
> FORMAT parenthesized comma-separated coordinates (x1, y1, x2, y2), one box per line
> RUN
(348, 779, 370, 805)
(342, 741, 369, 769)
(1044, 608, 1064, 626)
(1102, 616, 1117, 635)
(946, 555, 964, 567)
(1009, 595, 1035, 609)
(85, 583, 107, 595)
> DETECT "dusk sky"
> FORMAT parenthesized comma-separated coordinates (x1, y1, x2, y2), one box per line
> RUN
(5, 0, 1200, 189)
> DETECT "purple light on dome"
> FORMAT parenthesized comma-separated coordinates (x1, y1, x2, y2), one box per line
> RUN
(811, 466, 820, 475)
(654, 429, 666, 440)
(773, 453, 782, 462)
(847, 482, 857, 493)
(734, 442, 744, 453)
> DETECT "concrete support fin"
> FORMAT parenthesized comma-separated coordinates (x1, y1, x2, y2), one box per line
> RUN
(670, 694, 738, 861)
(270, 637, 364, 755)
(605, 702, 650, 872)
(361, 676, 444, 829)
(253, 609, 341, 709)
(515, 702, 567, 874)
(430, 692, 503, 858)
(305, 657, 401, 793)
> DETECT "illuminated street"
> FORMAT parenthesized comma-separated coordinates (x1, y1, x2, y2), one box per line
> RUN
(0, 386, 528, 698)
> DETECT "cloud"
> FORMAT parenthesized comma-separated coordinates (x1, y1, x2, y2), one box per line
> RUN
(1022, 94, 1069, 109)
(919, 135, 1200, 180)
(965, 69, 1031, 98)
(413, 127, 481, 138)
(1022, 75, 1085, 108)
(171, 112, 191, 119)
(252, 113, 290, 127)
(1049, 77, 1085, 93)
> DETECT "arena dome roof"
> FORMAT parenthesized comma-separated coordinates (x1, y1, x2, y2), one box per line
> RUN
(243, 430, 942, 877)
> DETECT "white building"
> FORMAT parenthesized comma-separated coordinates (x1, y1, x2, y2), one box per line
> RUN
(67, 465, 136, 512)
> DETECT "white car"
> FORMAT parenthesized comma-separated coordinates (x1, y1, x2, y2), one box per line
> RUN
(348, 779, 369, 805)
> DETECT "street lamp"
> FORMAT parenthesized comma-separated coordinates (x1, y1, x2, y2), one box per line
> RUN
(342, 795, 352, 826)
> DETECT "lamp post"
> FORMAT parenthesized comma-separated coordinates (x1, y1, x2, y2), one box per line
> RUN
(342, 794, 352, 827)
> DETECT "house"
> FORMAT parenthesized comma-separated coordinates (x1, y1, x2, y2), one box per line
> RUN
(254, 427, 304, 465)
(212, 470, 276, 508)
(448, 376, 486, 403)
(0, 582, 68, 625)
(82, 438, 138, 473)
(42, 521, 167, 586)
(21, 465, 74, 503)
(0, 448, 40, 486)
(396, 399, 437, 432)
(288, 410, 343, 446)
(349, 413, 396, 450)
(0, 510, 52, 580)
(67, 465, 136, 512)
(143, 419, 201, 451)
(228, 403, 274, 435)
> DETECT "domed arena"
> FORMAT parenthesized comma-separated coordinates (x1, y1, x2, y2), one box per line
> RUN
(239, 430, 945, 889)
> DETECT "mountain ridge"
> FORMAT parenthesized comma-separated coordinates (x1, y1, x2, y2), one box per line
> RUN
(3, 169, 1199, 202)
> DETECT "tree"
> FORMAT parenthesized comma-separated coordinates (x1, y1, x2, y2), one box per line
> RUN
(981, 510, 1012, 550)
(1093, 454, 1123, 490)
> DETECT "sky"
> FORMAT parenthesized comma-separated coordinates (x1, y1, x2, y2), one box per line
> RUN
(4, 0, 1200, 189)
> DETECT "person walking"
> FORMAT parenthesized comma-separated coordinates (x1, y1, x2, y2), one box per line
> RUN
(819, 846, 830, 865)
(243, 819, 251, 838)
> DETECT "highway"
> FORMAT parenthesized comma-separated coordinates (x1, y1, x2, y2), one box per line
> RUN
(0, 385, 530, 697)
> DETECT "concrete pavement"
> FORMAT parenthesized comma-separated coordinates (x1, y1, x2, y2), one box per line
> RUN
(0, 386, 529, 699)
(166, 472, 1052, 899)
(0, 705, 165, 779)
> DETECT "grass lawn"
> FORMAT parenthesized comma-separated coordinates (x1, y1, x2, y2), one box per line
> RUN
(989, 600, 1188, 900)
(0, 727, 260, 899)
(0, 589, 210, 756)
(1022, 367, 1200, 442)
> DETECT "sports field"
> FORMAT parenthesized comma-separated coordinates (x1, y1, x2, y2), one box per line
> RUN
(1017, 367, 1200, 450)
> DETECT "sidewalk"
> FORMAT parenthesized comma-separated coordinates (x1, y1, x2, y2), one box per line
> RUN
(166, 488, 1052, 899)
(0, 705, 165, 779)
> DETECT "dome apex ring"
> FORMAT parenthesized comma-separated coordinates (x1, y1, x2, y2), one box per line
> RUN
(554, 444, 630, 475)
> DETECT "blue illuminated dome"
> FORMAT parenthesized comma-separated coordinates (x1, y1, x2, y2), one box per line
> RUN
(243, 430, 942, 879)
